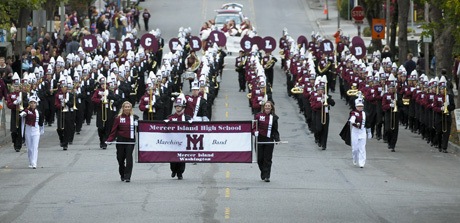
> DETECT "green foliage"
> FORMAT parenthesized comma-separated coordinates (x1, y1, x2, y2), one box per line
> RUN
(339, 0, 351, 20)
(363, 27, 371, 37)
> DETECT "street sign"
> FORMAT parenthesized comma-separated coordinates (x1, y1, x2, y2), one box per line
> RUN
(372, 19, 386, 40)
(423, 35, 432, 43)
(351, 6, 365, 22)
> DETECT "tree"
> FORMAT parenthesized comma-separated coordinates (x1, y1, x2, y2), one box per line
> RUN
(360, 0, 384, 54)
(398, 0, 410, 65)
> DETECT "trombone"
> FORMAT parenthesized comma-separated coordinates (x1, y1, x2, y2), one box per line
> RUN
(101, 82, 108, 126)
(390, 91, 398, 130)
(60, 92, 69, 130)
(442, 89, 450, 133)
(15, 90, 22, 129)
(321, 83, 328, 125)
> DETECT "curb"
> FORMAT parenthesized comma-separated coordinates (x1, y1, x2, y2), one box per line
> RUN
(448, 141, 460, 154)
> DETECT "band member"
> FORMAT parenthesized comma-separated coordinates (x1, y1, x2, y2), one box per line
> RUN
(81, 64, 96, 125)
(72, 72, 86, 135)
(6, 73, 28, 152)
(254, 101, 280, 182)
(433, 76, 455, 153)
(92, 75, 123, 149)
(381, 74, 399, 152)
(185, 81, 209, 121)
(262, 51, 278, 87)
(348, 97, 370, 168)
(139, 77, 164, 121)
(310, 75, 335, 150)
(235, 50, 246, 92)
(20, 96, 44, 169)
(166, 96, 192, 179)
(55, 76, 75, 150)
(106, 101, 139, 182)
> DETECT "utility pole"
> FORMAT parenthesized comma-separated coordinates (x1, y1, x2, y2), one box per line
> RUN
(424, 2, 430, 77)
(337, 0, 341, 28)
(386, 0, 390, 46)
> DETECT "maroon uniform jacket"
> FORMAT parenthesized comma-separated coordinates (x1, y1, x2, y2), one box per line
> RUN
(254, 112, 280, 141)
(107, 114, 138, 141)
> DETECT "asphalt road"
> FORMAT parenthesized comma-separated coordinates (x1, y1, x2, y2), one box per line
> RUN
(1, 0, 460, 222)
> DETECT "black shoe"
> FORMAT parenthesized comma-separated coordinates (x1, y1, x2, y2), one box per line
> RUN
(87, 123, 90, 125)
(15, 149, 20, 152)
(171, 172, 176, 178)
(48, 123, 52, 127)
(76, 132, 80, 135)
(63, 146, 68, 151)
(442, 149, 448, 153)
(177, 173, 183, 180)
(391, 149, 395, 152)
(264, 178, 270, 182)
(321, 147, 326, 150)
(439, 148, 442, 152)
(121, 177, 125, 181)
(125, 179, 130, 182)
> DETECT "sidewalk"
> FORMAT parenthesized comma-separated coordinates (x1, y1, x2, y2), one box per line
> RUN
(305, 0, 422, 49)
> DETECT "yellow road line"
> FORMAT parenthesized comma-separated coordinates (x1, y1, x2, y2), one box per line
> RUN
(226, 171, 230, 179)
(225, 187, 231, 198)
(225, 207, 231, 219)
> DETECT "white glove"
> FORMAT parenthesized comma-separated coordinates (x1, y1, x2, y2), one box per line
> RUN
(188, 120, 193, 124)
(441, 106, 444, 111)
(164, 119, 170, 123)
(254, 131, 259, 137)
(14, 98, 21, 105)
(144, 97, 149, 102)
(19, 111, 27, 117)
(390, 103, 395, 108)
(98, 91, 105, 96)
(134, 120, 138, 126)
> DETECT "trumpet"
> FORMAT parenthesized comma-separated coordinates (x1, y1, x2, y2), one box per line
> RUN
(279, 50, 285, 59)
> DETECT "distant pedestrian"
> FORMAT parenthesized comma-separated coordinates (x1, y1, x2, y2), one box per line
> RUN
(404, 53, 416, 75)
(142, 9, 151, 31)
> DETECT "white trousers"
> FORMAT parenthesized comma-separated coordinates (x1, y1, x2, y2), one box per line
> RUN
(351, 137, 366, 167)
(25, 126, 40, 167)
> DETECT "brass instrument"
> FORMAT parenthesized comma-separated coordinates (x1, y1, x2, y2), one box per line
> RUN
(279, 50, 285, 59)
(264, 57, 276, 69)
(72, 87, 78, 110)
(60, 92, 68, 130)
(247, 93, 252, 99)
(402, 98, 410, 105)
(101, 82, 108, 125)
(334, 50, 338, 69)
(321, 83, 328, 125)
(15, 91, 22, 128)
(390, 91, 398, 130)
(290, 86, 304, 94)
(346, 88, 359, 96)
(148, 88, 154, 121)
(442, 90, 450, 132)
(318, 61, 332, 74)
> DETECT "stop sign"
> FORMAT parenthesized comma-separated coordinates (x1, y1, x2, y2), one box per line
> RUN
(351, 6, 365, 22)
